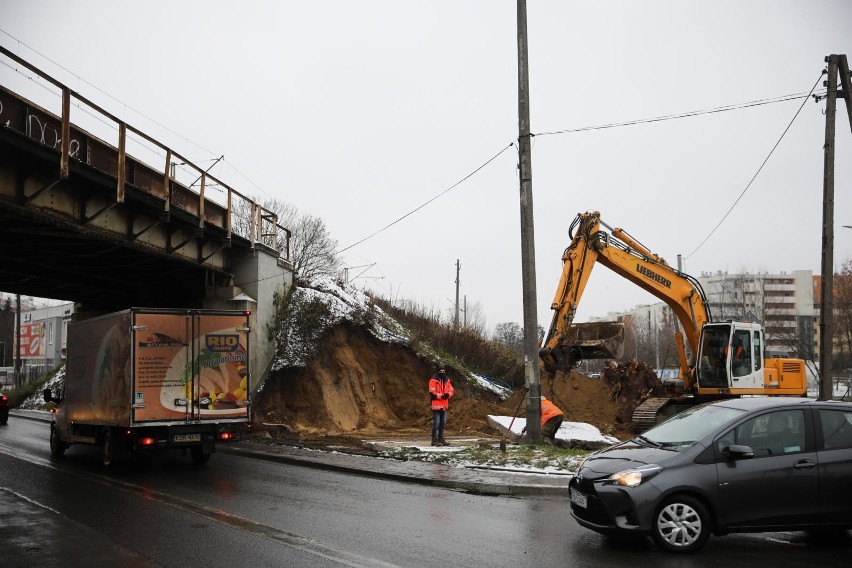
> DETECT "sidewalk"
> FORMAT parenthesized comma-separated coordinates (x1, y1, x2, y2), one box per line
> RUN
(10, 409, 572, 497)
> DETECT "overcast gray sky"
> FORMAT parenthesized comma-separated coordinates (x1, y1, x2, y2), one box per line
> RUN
(2, 1, 851, 333)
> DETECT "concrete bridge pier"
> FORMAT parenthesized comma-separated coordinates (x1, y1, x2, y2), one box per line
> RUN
(204, 244, 293, 393)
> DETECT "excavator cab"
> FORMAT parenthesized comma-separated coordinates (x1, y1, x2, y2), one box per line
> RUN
(696, 322, 765, 392)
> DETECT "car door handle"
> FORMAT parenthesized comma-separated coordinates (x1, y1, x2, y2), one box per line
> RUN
(793, 460, 815, 470)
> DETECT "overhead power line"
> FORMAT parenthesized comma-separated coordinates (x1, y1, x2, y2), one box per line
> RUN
(338, 90, 823, 257)
(683, 74, 824, 260)
(533, 90, 825, 138)
(337, 143, 515, 254)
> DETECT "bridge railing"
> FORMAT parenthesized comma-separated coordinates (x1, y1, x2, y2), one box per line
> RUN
(0, 45, 290, 262)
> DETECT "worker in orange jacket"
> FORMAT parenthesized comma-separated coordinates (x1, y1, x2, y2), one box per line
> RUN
(428, 364, 455, 446)
(540, 397, 565, 444)
(520, 396, 566, 444)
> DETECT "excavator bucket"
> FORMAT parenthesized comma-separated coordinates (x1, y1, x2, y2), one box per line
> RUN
(541, 321, 625, 374)
(565, 322, 625, 360)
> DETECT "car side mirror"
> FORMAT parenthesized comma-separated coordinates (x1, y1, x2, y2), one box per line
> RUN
(728, 444, 754, 459)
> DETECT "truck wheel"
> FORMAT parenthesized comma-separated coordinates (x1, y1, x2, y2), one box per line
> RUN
(102, 430, 115, 467)
(651, 495, 711, 553)
(190, 445, 211, 465)
(50, 425, 67, 456)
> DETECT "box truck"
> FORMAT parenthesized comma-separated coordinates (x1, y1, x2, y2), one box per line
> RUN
(44, 308, 252, 465)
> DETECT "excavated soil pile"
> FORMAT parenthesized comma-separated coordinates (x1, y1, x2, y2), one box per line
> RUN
(254, 323, 658, 446)
(599, 360, 668, 427)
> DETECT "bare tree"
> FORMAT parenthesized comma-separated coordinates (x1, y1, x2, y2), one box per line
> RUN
(287, 214, 340, 285)
(835, 258, 852, 370)
(464, 300, 487, 334)
(244, 197, 340, 285)
(493, 322, 524, 357)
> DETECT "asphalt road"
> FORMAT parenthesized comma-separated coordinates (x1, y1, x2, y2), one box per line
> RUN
(1, 416, 850, 568)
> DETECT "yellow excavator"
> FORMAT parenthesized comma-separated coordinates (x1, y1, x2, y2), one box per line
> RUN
(540, 211, 807, 430)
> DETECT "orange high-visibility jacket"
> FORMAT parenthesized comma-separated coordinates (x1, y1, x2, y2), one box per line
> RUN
(540, 398, 564, 427)
(429, 376, 455, 411)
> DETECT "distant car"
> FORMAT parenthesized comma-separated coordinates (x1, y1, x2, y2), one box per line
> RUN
(588, 372, 601, 380)
(569, 397, 852, 553)
(0, 391, 9, 425)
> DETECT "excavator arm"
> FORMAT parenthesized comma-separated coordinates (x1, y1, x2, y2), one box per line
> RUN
(540, 211, 713, 393)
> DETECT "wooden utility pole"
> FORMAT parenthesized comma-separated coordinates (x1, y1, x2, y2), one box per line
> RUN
(819, 55, 837, 401)
(819, 54, 852, 400)
(517, 0, 541, 444)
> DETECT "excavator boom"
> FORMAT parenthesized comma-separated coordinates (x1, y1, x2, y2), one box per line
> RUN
(541, 211, 712, 390)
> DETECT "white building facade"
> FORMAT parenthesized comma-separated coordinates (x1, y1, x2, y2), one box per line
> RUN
(590, 270, 816, 364)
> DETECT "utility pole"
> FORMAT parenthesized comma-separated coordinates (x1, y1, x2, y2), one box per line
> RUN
(454, 260, 461, 330)
(517, 0, 541, 444)
(15, 292, 21, 389)
(818, 54, 852, 400)
(819, 55, 837, 401)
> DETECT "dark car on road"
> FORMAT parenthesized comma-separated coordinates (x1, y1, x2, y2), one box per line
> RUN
(569, 397, 852, 553)
(0, 390, 9, 425)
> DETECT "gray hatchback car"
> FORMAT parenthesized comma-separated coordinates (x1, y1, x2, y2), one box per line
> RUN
(569, 397, 852, 553)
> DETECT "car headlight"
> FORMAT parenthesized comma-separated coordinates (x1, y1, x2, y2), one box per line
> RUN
(606, 464, 663, 487)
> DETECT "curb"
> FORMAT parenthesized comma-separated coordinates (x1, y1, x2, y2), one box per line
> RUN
(218, 444, 566, 496)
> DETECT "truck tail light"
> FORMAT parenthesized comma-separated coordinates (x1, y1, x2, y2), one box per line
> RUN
(218, 432, 237, 441)
(138, 437, 157, 446)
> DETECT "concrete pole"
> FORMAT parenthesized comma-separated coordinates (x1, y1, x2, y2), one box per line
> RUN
(517, 0, 541, 443)
(454, 260, 460, 330)
(819, 55, 837, 401)
(15, 293, 21, 389)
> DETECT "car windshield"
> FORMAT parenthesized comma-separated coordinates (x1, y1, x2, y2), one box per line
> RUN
(639, 404, 746, 448)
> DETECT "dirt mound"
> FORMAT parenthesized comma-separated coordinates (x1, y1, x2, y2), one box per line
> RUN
(598, 360, 668, 426)
(254, 323, 657, 444)
(255, 323, 507, 441)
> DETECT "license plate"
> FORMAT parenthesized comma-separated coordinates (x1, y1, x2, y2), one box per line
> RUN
(173, 433, 201, 443)
(570, 488, 588, 509)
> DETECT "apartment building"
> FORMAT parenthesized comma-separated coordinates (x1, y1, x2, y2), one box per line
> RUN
(592, 270, 816, 362)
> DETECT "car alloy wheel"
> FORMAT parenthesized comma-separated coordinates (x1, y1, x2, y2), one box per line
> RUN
(651, 495, 711, 553)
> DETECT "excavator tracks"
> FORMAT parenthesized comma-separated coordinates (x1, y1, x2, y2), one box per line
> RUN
(632, 396, 711, 432)
(631, 397, 673, 432)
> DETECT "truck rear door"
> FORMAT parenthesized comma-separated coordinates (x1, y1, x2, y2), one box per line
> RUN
(132, 310, 250, 423)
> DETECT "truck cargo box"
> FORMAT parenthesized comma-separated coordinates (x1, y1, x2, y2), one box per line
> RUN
(47, 308, 252, 465)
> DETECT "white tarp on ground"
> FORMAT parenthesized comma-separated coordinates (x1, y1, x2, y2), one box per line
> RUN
(487, 415, 620, 450)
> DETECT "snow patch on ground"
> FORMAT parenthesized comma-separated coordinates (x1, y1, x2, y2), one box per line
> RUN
(487, 415, 620, 450)
(372, 437, 588, 475)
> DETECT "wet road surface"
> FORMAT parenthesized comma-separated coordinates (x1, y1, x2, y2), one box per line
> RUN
(1, 415, 849, 567)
